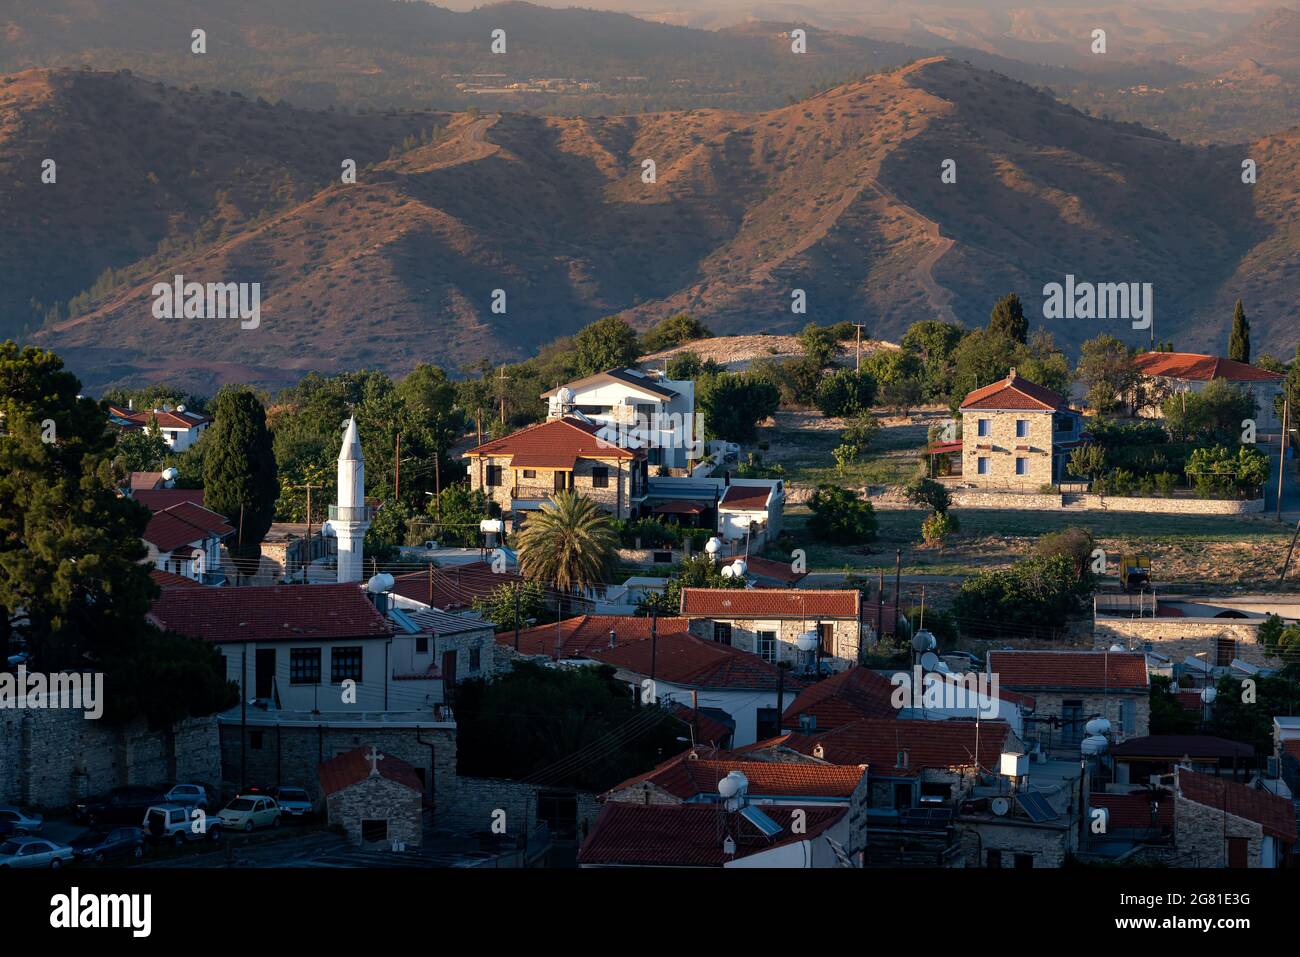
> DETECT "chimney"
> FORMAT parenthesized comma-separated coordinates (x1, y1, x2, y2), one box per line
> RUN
(1008, 367, 1017, 381)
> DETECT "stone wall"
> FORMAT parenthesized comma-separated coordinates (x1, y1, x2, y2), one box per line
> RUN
(961, 409, 1055, 489)
(0, 709, 219, 809)
(1094, 618, 1273, 669)
(325, 774, 424, 847)
(439, 775, 602, 840)
(958, 819, 1075, 868)
(1169, 793, 1263, 867)
(946, 489, 1263, 515)
(1017, 690, 1150, 756)
(685, 618, 861, 670)
(469, 454, 637, 520)
(218, 720, 456, 811)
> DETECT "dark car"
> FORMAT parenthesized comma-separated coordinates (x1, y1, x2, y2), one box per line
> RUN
(266, 787, 316, 821)
(75, 787, 166, 826)
(70, 826, 145, 865)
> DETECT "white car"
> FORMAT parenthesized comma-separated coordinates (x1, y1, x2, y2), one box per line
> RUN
(142, 804, 222, 847)
(0, 807, 43, 835)
(218, 795, 281, 833)
(0, 837, 75, 868)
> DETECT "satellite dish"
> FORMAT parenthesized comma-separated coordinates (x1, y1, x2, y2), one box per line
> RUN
(176, 404, 186, 413)
(704, 537, 722, 555)
(1081, 734, 1109, 756)
(795, 631, 818, 653)
(717, 775, 739, 798)
(1200, 687, 1217, 704)
(366, 573, 395, 594)
(1109, 643, 1125, 652)
(720, 565, 735, 578)
(1085, 717, 1111, 736)
(730, 559, 747, 577)
(919, 651, 940, 672)
(936, 662, 951, 673)
(990, 797, 1011, 817)
(910, 629, 937, 653)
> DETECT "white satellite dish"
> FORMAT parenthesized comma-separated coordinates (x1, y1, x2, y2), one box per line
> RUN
(1200, 687, 1217, 704)
(919, 651, 940, 672)
(730, 559, 747, 577)
(1081, 734, 1109, 756)
(911, 629, 937, 653)
(1085, 717, 1111, 736)
(366, 573, 395, 594)
(990, 797, 1011, 817)
(704, 537, 722, 556)
(795, 631, 819, 653)
(720, 565, 735, 578)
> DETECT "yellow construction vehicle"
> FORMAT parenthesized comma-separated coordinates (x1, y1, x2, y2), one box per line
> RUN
(1119, 554, 1152, 593)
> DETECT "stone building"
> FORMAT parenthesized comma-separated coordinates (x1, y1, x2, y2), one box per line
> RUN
(1168, 767, 1295, 867)
(1132, 352, 1285, 431)
(678, 588, 864, 671)
(463, 416, 646, 528)
(319, 745, 425, 848)
(986, 650, 1150, 757)
(958, 370, 1085, 489)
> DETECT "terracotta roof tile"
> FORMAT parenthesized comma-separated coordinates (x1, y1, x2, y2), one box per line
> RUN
(1111, 735, 1253, 760)
(680, 588, 859, 619)
(391, 561, 523, 611)
(719, 485, 773, 509)
(781, 668, 900, 729)
(1134, 352, 1284, 383)
(1090, 791, 1174, 831)
(149, 569, 204, 589)
(607, 753, 864, 801)
(668, 704, 733, 748)
(142, 501, 233, 552)
(588, 630, 808, 692)
(987, 650, 1148, 691)
(501, 614, 692, 658)
(133, 488, 207, 512)
(779, 717, 1012, 775)
(150, 583, 393, 643)
(318, 746, 424, 797)
(578, 802, 845, 866)
(959, 372, 1069, 412)
(743, 555, 808, 585)
(1177, 768, 1296, 843)
(464, 417, 638, 464)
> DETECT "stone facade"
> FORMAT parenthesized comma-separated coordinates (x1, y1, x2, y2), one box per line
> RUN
(685, 617, 863, 670)
(947, 489, 1264, 515)
(1095, 618, 1272, 669)
(470, 454, 642, 522)
(958, 818, 1076, 868)
(439, 775, 602, 842)
(325, 773, 424, 847)
(1020, 690, 1150, 756)
(218, 718, 456, 813)
(0, 709, 219, 808)
(961, 408, 1057, 489)
(1168, 792, 1264, 868)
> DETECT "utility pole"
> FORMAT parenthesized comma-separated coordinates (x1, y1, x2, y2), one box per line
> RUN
(894, 549, 902, 634)
(289, 483, 321, 581)
(1278, 394, 1290, 522)
(853, 323, 867, 372)
(394, 432, 402, 499)
(497, 367, 509, 425)
(240, 647, 247, 793)
(513, 582, 522, 652)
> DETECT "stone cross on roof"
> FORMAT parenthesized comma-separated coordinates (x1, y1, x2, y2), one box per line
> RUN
(366, 745, 385, 777)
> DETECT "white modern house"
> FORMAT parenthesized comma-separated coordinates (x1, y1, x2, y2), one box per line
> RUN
(541, 367, 698, 471)
(108, 404, 211, 451)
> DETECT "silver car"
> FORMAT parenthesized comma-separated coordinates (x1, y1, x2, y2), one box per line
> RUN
(0, 807, 43, 835)
(0, 837, 75, 868)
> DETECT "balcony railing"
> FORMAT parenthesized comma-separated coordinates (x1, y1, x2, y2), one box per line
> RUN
(327, 504, 373, 523)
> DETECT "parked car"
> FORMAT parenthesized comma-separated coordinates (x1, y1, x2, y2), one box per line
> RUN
(162, 783, 211, 811)
(0, 808, 43, 835)
(142, 804, 222, 847)
(76, 786, 166, 826)
(218, 795, 280, 833)
(70, 827, 146, 865)
(0, 837, 75, 868)
(266, 787, 314, 820)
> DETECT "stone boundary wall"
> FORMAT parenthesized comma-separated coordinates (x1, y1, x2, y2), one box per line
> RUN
(1094, 618, 1275, 668)
(0, 710, 219, 808)
(440, 775, 601, 839)
(945, 490, 1263, 515)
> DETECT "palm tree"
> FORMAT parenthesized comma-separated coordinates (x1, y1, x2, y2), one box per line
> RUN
(516, 490, 618, 594)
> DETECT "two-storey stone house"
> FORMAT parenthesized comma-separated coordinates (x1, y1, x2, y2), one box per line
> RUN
(959, 370, 1084, 489)
(679, 588, 864, 672)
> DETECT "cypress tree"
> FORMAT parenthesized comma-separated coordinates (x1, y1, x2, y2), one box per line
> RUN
(203, 386, 279, 578)
(1228, 299, 1250, 363)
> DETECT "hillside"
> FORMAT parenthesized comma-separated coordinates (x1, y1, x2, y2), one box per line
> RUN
(21, 57, 1300, 393)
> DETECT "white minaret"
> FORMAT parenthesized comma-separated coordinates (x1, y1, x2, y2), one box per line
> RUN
(335, 416, 370, 583)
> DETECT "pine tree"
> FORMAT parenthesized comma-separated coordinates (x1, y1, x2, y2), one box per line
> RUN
(1228, 299, 1250, 363)
(988, 293, 1028, 344)
(203, 386, 279, 577)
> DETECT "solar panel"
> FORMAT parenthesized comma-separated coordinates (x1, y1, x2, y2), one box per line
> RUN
(740, 804, 784, 838)
(902, 807, 954, 827)
(1016, 791, 1059, 823)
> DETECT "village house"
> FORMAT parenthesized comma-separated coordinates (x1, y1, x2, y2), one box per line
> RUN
(319, 746, 426, 848)
(679, 588, 864, 672)
(540, 367, 698, 472)
(986, 650, 1149, 756)
(1132, 351, 1285, 431)
(140, 500, 233, 585)
(463, 416, 646, 527)
(957, 369, 1085, 488)
(1167, 767, 1296, 867)
(1110, 735, 1256, 785)
(108, 403, 211, 451)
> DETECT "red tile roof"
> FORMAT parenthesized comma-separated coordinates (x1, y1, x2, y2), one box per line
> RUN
(779, 717, 1012, 775)
(959, 371, 1069, 412)
(501, 614, 693, 658)
(149, 569, 204, 590)
(133, 488, 206, 512)
(1090, 791, 1174, 831)
(1173, 690, 1204, 712)
(719, 485, 773, 509)
(588, 630, 808, 692)
(608, 753, 865, 801)
(668, 704, 733, 748)
(1134, 352, 1285, 383)
(142, 501, 234, 552)
(391, 561, 524, 611)
(150, 583, 393, 643)
(464, 417, 639, 468)
(781, 668, 900, 729)
(578, 802, 845, 866)
(653, 500, 705, 515)
(318, 746, 425, 797)
(1176, 768, 1296, 843)
(987, 650, 1148, 691)
(129, 471, 165, 490)
(679, 588, 860, 619)
(108, 405, 210, 430)
(744, 555, 808, 586)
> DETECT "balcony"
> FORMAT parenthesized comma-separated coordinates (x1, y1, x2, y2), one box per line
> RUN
(327, 504, 373, 523)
